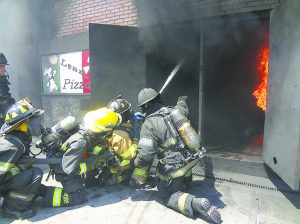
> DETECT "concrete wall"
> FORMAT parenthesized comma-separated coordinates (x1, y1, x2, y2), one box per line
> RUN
(39, 32, 90, 126)
(264, 0, 300, 190)
(42, 0, 138, 39)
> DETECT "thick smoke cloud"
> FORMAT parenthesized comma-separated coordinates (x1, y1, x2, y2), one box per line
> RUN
(0, 1, 31, 100)
(0, 0, 49, 135)
(135, 0, 270, 150)
(0, 0, 56, 107)
(136, 0, 267, 61)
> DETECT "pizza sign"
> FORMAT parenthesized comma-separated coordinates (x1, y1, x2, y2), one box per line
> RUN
(42, 50, 90, 94)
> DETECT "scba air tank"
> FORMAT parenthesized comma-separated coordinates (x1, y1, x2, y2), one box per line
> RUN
(170, 109, 200, 152)
(42, 116, 78, 145)
(51, 116, 78, 133)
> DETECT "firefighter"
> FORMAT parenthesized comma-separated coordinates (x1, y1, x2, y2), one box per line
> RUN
(104, 96, 144, 185)
(0, 53, 15, 127)
(0, 97, 44, 219)
(41, 107, 121, 208)
(85, 96, 144, 187)
(130, 88, 222, 224)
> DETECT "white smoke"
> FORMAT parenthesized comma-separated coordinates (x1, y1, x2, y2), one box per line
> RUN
(0, 0, 59, 108)
(0, 1, 34, 100)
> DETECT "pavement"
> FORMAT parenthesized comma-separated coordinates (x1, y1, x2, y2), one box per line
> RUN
(1, 165, 300, 224)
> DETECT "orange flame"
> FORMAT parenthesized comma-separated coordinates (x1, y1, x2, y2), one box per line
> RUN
(253, 46, 269, 111)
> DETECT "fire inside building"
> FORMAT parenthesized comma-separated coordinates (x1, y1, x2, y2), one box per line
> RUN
(2, 0, 299, 186)
(1, 0, 300, 222)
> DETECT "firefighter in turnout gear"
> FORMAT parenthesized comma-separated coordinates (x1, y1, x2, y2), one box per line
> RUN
(104, 96, 144, 185)
(41, 107, 121, 208)
(0, 53, 15, 127)
(0, 98, 44, 219)
(131, 88, 222, 224)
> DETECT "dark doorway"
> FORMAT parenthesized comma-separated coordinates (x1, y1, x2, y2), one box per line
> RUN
(202, 13, 269, 160)
(142, 21, 200, 127)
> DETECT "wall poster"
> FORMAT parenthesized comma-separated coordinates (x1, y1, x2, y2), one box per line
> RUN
(42, 50, 90, 94)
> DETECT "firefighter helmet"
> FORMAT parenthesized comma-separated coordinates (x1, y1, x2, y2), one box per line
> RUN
(138, 88, 159, 107)
(1, 97, 44, 133)
(83, 107, 121, 133)
(108, 98, 131, 115)
(0, 53, 9, 65)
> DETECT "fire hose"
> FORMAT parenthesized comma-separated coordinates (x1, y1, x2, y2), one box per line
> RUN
(19, 150, 116, 166)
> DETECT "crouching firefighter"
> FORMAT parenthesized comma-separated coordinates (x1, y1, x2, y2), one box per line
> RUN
(104, 96, 144, 185)
(130, 88, 222, 224)
(0, 98, 44, 219)
(86, 96, 144, 186)
(41, 108, 121, 208)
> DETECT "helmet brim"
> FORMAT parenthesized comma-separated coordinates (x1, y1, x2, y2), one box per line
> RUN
(138, 94, 159, 107)
(120, 102, 131, 114)
(108, 98, 131, 115)
(0, 109, 44, 134)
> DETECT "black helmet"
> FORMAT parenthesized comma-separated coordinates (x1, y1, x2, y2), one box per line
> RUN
(108, 98, 131, 115)
(138, 88, 159, 107)
(0, 53, 9, 65)
(1, 97, 44, 133)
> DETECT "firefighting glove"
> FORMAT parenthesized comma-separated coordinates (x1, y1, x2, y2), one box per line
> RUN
(131, 112, 145, 141)
(129, 177, 145, 189)
(131, 112, 145, 123)
(177, 95, 188, 102)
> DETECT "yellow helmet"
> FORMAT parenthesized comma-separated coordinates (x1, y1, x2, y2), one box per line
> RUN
(83, 107, 121, 133)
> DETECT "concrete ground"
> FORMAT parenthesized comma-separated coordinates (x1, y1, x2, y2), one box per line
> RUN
(1, 168, 300, 224)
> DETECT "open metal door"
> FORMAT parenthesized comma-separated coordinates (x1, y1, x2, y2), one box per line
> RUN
(263, 0, 300, 190)
(89, 24, 145, 111)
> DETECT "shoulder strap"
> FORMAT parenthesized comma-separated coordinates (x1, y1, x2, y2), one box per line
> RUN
(4, 134, 26, 153)
(146, 107, 172, 119)
(117, 125, 133, 138)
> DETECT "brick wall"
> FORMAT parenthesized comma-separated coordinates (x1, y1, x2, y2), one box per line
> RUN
(42, 0, 281, 38)
(43, 0, 137, 38)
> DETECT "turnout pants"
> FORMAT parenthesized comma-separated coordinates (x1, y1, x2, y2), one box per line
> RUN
(42, 174, 86, 207)
(157, 174, 196, 218)
(157, 174, 222, 224)
(0, 167, 43, 211)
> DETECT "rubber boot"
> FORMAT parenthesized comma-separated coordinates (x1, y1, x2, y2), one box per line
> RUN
(42, 187, 87, 207)
(191, 198, 222, 224)
(67, 189, 87, 206)
(2, 207, 36, 219)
